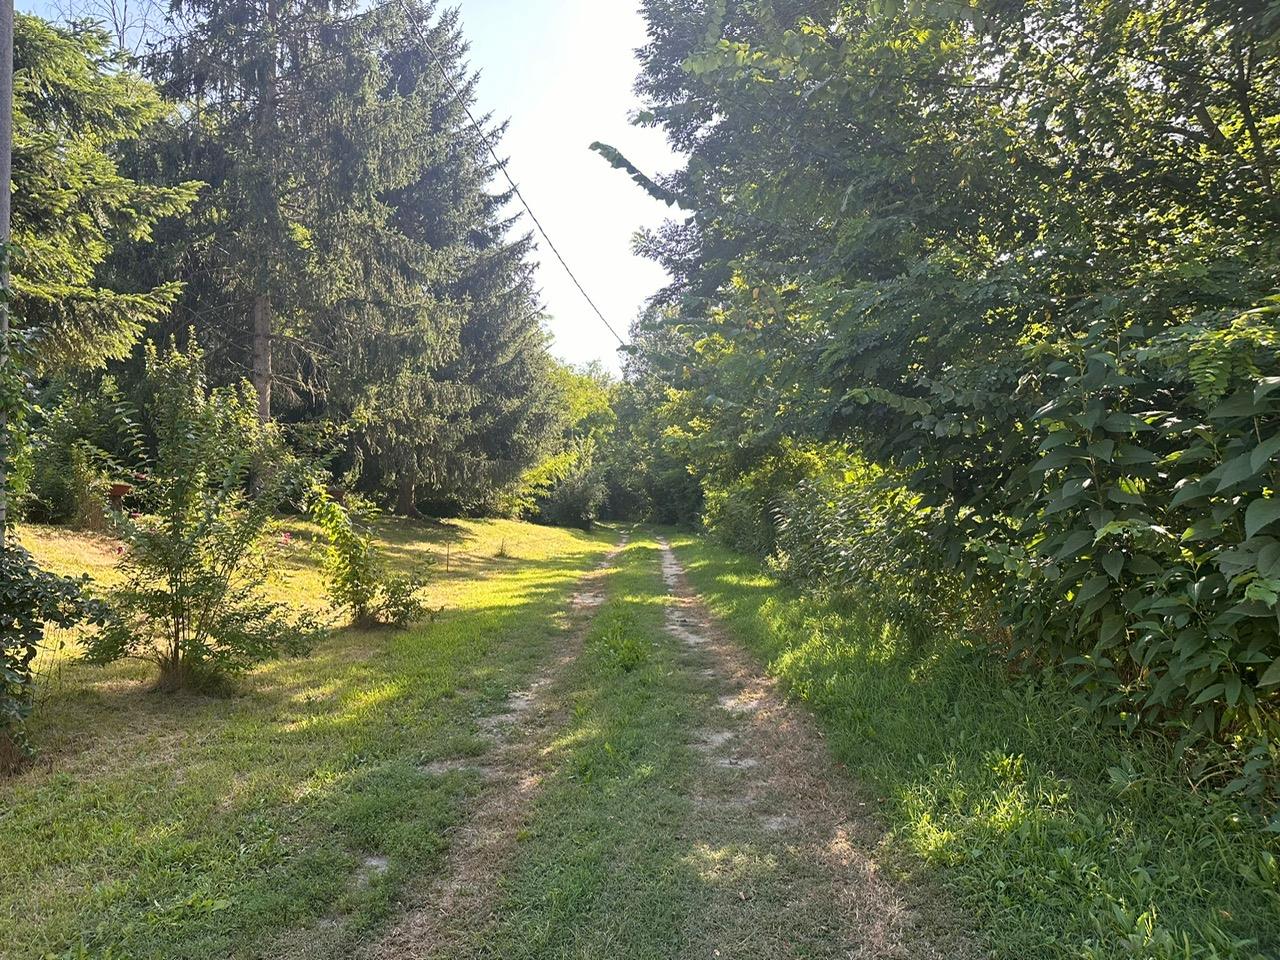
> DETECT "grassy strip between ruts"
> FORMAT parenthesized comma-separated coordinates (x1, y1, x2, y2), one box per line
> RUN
(667, 533, 1280, 960)
(463, 535, 711, 958)
(3, 519, 616, 960)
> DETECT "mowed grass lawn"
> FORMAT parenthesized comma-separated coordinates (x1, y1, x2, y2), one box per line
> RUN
(3, 518, 617, 960)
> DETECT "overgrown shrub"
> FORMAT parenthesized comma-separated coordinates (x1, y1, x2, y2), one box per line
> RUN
(758, 306, 1280, 796)
(772, 454, 978, 643)
(538, 438, 608, 531)
(23, 377, 142, 528)
(0, 543, 104, 769)
(307, 484, 433, 628)
(81, 342, 321, 691)
(991, 308, 1280, 796)
(703, 441, 830, 557)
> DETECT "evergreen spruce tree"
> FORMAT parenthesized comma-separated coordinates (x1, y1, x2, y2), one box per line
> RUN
(143, 0, 396, 421)
(99, 0, 559, 514)
(13, 14, 197, 375)
(316, 3, 557, 515)
(428, 192, 560, 513)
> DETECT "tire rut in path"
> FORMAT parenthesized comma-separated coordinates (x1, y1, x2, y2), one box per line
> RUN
(657, 538, 981, 960)
(363, 536, 630, 960)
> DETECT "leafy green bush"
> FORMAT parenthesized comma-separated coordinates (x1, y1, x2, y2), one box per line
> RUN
(81, 342, 320, 691)
(22, 377, 142, 528)
(758, 307, 1280, 795)
(0, 543, 104, 768)
(538, 438, 608, 531)
(307, 484, 433, 628)
(702, 441, 830, 558)
(992, 307, 1280, 796)
(772, 454, 979, 643)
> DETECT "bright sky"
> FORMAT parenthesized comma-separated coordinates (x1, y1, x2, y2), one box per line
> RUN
(455, 0, 678, 371)
(18, 0, 681, 372)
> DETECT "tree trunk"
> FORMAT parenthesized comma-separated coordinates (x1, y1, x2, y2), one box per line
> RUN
(396, 474, 420, 517)
(0, 0, 14, 549)
(251, 295, 272, 424)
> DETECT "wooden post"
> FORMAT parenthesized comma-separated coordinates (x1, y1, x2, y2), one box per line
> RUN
(0, 0, 14, 549)
(251, 294, 272, 424)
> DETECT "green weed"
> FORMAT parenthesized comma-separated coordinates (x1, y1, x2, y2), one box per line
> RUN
(590, 608, 651, 673)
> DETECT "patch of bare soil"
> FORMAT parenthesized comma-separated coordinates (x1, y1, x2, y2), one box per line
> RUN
(360, 537, 630, 960)
(658, 538, 982, 960)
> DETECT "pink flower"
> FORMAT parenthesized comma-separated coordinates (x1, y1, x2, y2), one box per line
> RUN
(281, 532, 294, 545)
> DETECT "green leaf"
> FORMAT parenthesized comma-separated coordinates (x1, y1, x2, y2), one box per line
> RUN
(1032, 447, 1081, 473)
(1099, 614, 1125, 644)
(1215, 453, 1258, 492)
(1115, 444, 1158, 464)
(1255, 377, 1280, 404)
(1102, 412, 1148, 433)
(1208, 393, 1264, 420)
(1038, 431, 1074, 452)
(1169, 479, 1208, 508)
(1058, 529, 1093, 559)
(1102, 551, 1124, 580)
(1129, 554, 1163, 576)
(1260, 657, 1280, 687)
(1258, 541, 1280, 578)
(1192, 683, 1225, 705)
(1251, 433, 1280, 474)
(1225, 675, 1242, 706)
(1062, 477, 1093, 498)
(1106, 486, 1145, 505)
(1075, 576, 1110, 605)
(1245, 499, 1280, 539)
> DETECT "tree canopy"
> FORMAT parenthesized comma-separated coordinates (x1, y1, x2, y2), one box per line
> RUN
(605, 0, 1280, 792)
(13, 14, 198, 374)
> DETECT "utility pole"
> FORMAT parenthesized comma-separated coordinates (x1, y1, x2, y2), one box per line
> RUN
(0, 0, 13, 550)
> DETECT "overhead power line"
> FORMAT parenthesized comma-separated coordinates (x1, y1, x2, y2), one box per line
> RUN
(402, 5, 628, 348)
